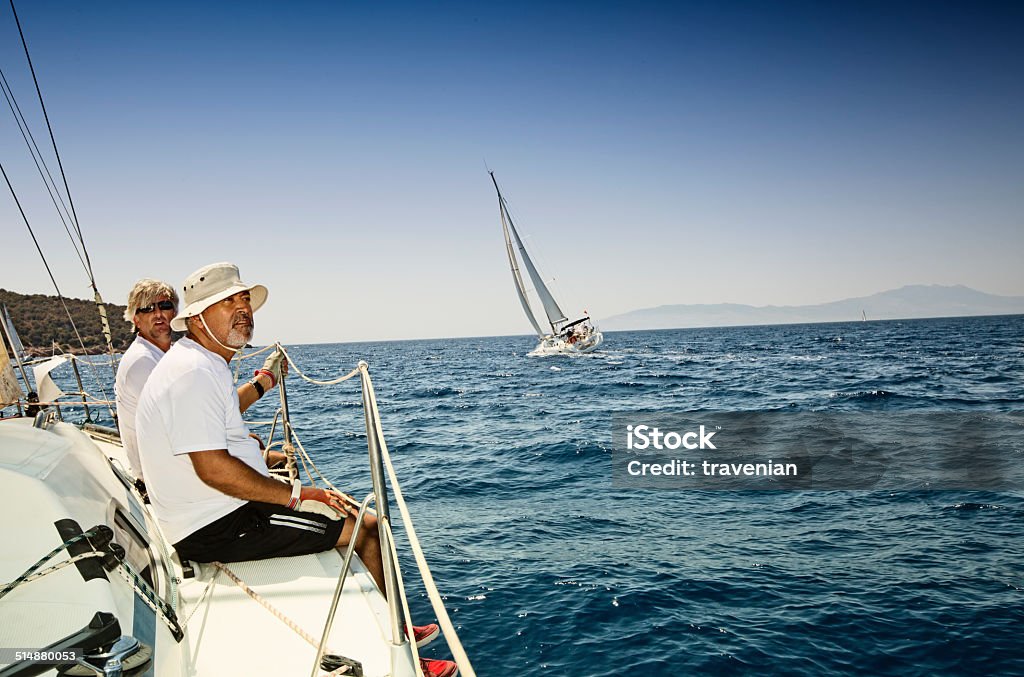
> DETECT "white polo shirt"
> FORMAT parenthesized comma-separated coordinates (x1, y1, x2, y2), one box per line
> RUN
(136, 337, 269, 544)
(114, 335, 165, 480)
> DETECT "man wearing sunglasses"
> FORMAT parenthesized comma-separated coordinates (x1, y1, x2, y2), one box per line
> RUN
(115, 278, 180, 490)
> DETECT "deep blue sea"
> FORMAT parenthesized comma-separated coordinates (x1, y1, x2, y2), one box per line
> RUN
(44, 315, 1024, 675)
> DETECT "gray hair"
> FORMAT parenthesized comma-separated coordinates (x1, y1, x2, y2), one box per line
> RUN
(124, 278, 179, 329)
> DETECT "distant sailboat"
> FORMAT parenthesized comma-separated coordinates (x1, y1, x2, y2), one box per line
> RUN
(489, 171, 603, 354)
(861, 309, 868, 322)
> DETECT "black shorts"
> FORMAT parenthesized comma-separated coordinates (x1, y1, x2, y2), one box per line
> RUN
(174, 501, 345, 563)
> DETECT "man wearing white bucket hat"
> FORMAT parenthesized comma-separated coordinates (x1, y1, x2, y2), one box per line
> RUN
(135, 262, 383, 581)
(136, 263, 455, 674)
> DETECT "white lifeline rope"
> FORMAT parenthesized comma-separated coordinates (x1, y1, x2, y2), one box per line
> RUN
(279, 344, 361, 386)
(234, 343, 356, 494)
(287, 426, 358, 504)
(235, 342, 361, 386)
(360, 365, 477, 677)
(24, 397, 114, 407)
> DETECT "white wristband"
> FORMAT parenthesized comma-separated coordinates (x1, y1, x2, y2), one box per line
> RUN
(287, 479, 302, 510)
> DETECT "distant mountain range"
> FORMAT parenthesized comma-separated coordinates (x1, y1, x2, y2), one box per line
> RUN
(599, 285, 1024, 331)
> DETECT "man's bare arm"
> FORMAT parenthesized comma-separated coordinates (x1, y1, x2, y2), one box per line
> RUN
(237, 374, 272, 414)
(188, 449, 289, 504)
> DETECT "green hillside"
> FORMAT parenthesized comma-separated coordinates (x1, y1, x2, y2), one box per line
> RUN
(0, 288, 133, 355)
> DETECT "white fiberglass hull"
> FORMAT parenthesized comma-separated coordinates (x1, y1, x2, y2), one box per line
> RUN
(0, 416, 414, 677)
(528, 330, 604, 356)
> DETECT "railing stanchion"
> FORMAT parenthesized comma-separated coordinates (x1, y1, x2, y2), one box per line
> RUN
(275, 342, 299, 482)
(358, 362, 408, 647)
(311, 493, 376, 677)
(70, 356, 92, 423)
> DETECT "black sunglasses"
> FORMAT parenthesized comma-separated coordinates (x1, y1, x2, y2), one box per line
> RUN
(137, 300, 176, 314)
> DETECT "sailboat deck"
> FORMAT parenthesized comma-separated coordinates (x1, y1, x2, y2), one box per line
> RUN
(0, 417, 410, 677)
(181, 551, 395, 676)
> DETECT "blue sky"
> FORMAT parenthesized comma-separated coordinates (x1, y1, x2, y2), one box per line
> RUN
(3, 1, 1022, 343)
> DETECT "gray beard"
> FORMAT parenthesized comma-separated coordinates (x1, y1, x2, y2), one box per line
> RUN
(225, 326, 252, 348)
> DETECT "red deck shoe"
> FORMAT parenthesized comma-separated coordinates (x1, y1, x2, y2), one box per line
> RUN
(419, 657, 458, 677)
(410, 623, 440, 648)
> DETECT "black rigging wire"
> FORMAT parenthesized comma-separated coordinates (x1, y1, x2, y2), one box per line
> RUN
(1, 160, 93, 371)
(0, 66, 88, 273)
(4, 0, 116, 417)
(9, 0, 91, 274)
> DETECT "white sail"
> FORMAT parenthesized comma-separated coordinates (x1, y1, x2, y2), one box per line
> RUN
(0, 336, 23, 406)
(32, 355, 67, 403)
(501, 207, 546, 337)
(490, 172, 568, 334)
(1, 304, 26, 361)
(0, 304, 29, 404)
(505, 218, 568, 331)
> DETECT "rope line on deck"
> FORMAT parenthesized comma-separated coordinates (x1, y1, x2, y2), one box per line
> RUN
(210, 562, 356, 676)
(112, 559, 184, 641)
(0, 528, 98, 600)
(0, 550, 105, 595)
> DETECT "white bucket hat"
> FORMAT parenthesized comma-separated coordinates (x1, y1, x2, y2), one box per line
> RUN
(170, 262, 268, 332)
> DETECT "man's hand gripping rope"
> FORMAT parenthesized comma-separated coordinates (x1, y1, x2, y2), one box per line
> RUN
(287, 479, 357, 520)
